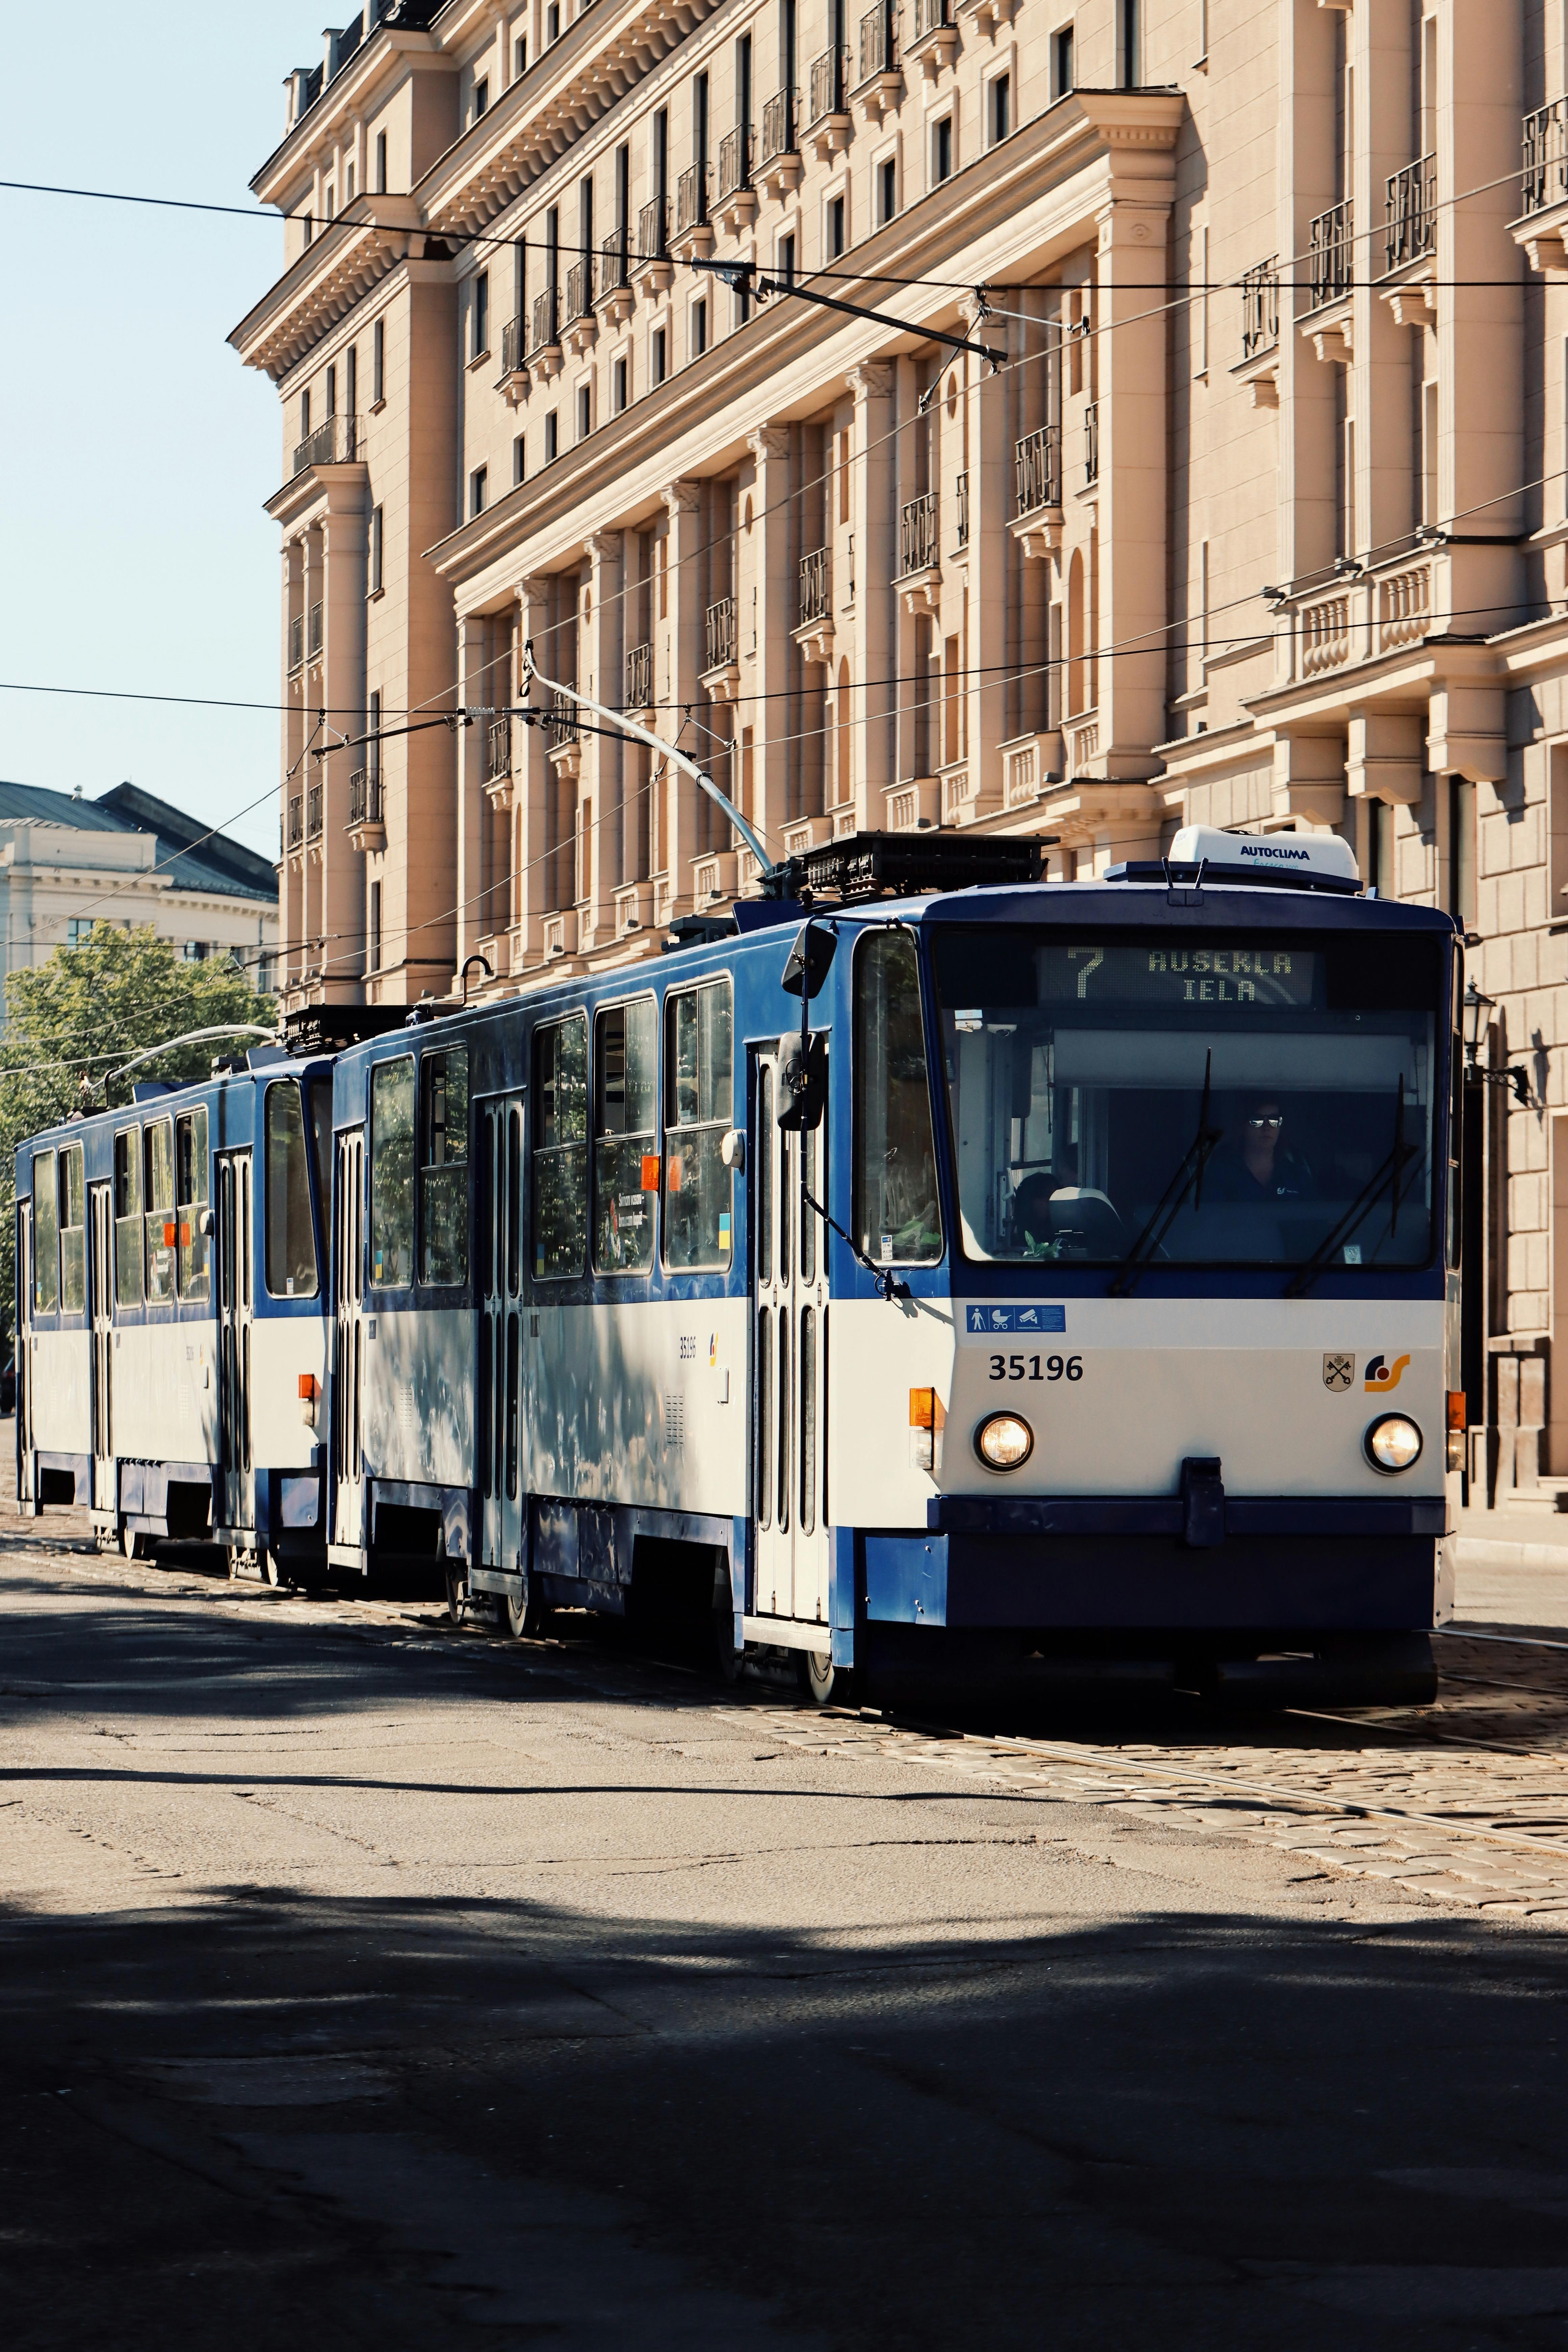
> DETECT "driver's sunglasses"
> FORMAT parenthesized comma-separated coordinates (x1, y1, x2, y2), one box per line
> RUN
(1246, 1116, 1284, 1131)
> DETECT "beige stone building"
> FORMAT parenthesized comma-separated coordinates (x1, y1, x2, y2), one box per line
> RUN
(233, 0, 1568, 1499)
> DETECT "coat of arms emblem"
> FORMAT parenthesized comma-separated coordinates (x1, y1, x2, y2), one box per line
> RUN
(1322, 1354, 1354, 1392)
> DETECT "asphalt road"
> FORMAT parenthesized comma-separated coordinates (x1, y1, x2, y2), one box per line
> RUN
(5, 1527, 1568, 2350)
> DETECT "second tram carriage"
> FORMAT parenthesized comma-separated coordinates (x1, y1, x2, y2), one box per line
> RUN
(319, 826, 1459, 1704)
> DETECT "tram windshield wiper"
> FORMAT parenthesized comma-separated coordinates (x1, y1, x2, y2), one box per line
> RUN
(1285, 1076, 1421, 1298)
(1108, 1051, 1224, 1299)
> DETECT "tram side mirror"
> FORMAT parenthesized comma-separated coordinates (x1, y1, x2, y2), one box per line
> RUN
(198, 1207, 215, 1237)
(781, 926, 836, 1000)
(777, 1032, 827, 1131)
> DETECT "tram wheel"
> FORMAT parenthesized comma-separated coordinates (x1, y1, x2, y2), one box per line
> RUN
(797, 1648, 840, 1708)
(493, 1585, 529, 1639)
(444, 1562, 468, 1625)
(712, 1606, 745, 1686)
(120, 1525, 153, 1562)
(257, 1548, 280, 1589)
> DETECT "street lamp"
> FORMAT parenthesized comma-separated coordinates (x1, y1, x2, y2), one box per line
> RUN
(1462, 977, 1494, 1070)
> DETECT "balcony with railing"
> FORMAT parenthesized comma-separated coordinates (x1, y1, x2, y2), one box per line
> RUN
(288, 613, 304, 675)
(757, 87, 802, 196)
(717, 125, 754, 202)
(1523, 96, 1568, 217)
(704, 595, 737, 675)
(857, 5, 893, 80)
(564, 259, 594, 327)
(347, 768, 383, 829)
(800, 546, 831, 626)
(899, 492, 939, 579)
(1240, 258, 1279, 359)
(287, 794, 304, 851)
(530, 285, 561, 359)
(291, 414, 362, 474)
(1385, 154, 1436, 272)
(601, 231, 630, 294)
(907, 0, 955, 78)
(544, 695, 580, 748)
(1084, 403, 1099, 488)
(305, 781, 323, 841)
(624, 641, 653, 710)
(1015, 425, 1060, 517)
(635, 196, 672, 282)
(499, 312, 528, 400)
(674, 164, 712, 250)
(487, 716, 512, 784)
(808, 46, 850, 148)
(1307, 200, 1353, 309)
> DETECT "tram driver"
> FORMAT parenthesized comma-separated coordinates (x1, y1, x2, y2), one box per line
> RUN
(1206, 1095, 1316, 1205)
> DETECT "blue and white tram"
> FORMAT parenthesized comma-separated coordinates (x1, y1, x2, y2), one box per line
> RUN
(326, 823, 1461, 1704)
(15, 1050, 335, 1579)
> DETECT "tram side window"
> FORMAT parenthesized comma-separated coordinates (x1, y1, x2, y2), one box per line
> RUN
(114, 1128, 144, 1307)
(594, 999, 657, 1274)
(853, 930, 944, 1265)
(176, 1107, 209, 1301)
(663, 979, 733, 1271)
(265, 1081, 318, 1297)
(309, 1079, 332, 1242)
(369, 1055, 416, 1288)
(32, 1149, 58, 1312)
(144, 1118, 175, 1303)
(533, 1015, 588, 1278)
(58, 1144, 86, 1312)
(420, 1049, 469, 1285)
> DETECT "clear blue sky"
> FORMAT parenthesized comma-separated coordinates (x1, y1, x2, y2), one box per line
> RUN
(0, 10, 345, 861)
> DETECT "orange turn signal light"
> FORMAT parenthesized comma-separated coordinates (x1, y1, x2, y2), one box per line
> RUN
(1446, 1389, 1467, 1432)
(909, 1387, 945, 1430)
(298, 1374, 319, 1401)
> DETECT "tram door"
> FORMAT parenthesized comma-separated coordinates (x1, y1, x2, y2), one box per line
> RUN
(333, 1129, 365, 1548)
(16, 1201, 32, 1473)
(752, 1050, 830, 1625)
(479, 1095, 526, 1573)
(87, 1184, 114, 1511)
(216, 1152, 254, 1531)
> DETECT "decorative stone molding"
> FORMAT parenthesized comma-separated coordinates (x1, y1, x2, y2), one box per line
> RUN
(847, 361, 894, 400)
(792, 616, 835, 665)
(851, 71, 902, 126)
(1009, 510, 1063, 561)
(662, 479, 703, 516)
(746, 423, 791, 462)
(807, 110, 852, 161)
(584, 530, 624, 565)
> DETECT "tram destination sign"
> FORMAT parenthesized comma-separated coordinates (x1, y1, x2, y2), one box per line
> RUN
(1040, 943, 1318, 1011)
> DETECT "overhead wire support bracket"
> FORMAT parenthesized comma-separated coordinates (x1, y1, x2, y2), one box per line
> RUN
(689, 256, 1005, 371)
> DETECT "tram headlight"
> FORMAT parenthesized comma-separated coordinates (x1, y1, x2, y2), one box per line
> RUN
(975, 1411, 1033, 1472)
(1365, 1413, 1423, 1474)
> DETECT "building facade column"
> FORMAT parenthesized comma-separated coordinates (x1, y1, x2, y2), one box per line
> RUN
(660, 481, 703, 923)
(745, 426, 792, 871)
(456, 613, 487, 978)
(1092, 199, 1169, 775)
(281, 537, 306, 993)
(582, 531, 624, 948)
(514, 575, 556, 966)
(847, 363, 895, 823)
(318, 495, 366, 1001)
(966, 350, 1010, 815)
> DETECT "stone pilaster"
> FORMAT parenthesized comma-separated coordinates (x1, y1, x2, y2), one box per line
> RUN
(1092, 199, 1169, 776)
(847, 363, 895, 823)
(514, 574, 556, 964)
(746, 426, 792, 868)
(456, 613, 488, 977)
(582, 531, 624, 948)
(318, 496, 367, 1001)
(661, 481, 703, 919)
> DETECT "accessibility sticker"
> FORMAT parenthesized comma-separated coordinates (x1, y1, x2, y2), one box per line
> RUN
(964, 1303, 1067, 1335)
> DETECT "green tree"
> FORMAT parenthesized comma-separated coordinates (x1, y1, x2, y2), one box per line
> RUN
(0, 925, 274, 1341)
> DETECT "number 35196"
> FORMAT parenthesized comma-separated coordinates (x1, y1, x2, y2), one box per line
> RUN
(989, 1353, 1083, 1382)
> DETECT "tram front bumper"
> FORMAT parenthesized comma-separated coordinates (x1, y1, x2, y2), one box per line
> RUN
(859, 1493, 1451, 1633)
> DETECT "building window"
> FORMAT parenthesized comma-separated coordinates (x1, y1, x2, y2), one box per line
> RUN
(373, 316, 385, 403)
(1052, 24, 1074, 96)
(369, 880, 382, 975)
(932, 116, 953, 185)
(878, 156, 897, 223)
(324, 182, 335, 218)
(66, 918, 92, 950)
(303, 213, 313, 248)
(1118, 0, 1140, 87)
(473, 270, 489, 359)
(326, 362, 337, 417)
(691, 298, 708, 359)
(370, 503, 384, 593)
(514, 432, 526, 484)
(301, 388, 311, 440)
(375, 131, 387, 192)
(828, 192, 846, 258)
(514, 35, 527, 75)
(544, 410, 559, 462)
(989, 71, 1011, 142)
(474, 75, 489, 119)
(346, 162, 356, 202)
(652, 327, 667, 386)
(547, 0, 560, 38)
(346, 343, 357, 415)
(778, 231, 796, 284)
(577, 383, 592, 439)
(368, 688, 381, 784)
(471, 466, 488, 517)
(613, 355, 628, 413)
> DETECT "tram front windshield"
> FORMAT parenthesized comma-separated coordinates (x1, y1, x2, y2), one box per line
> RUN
(931, 928, 1442, 1270)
